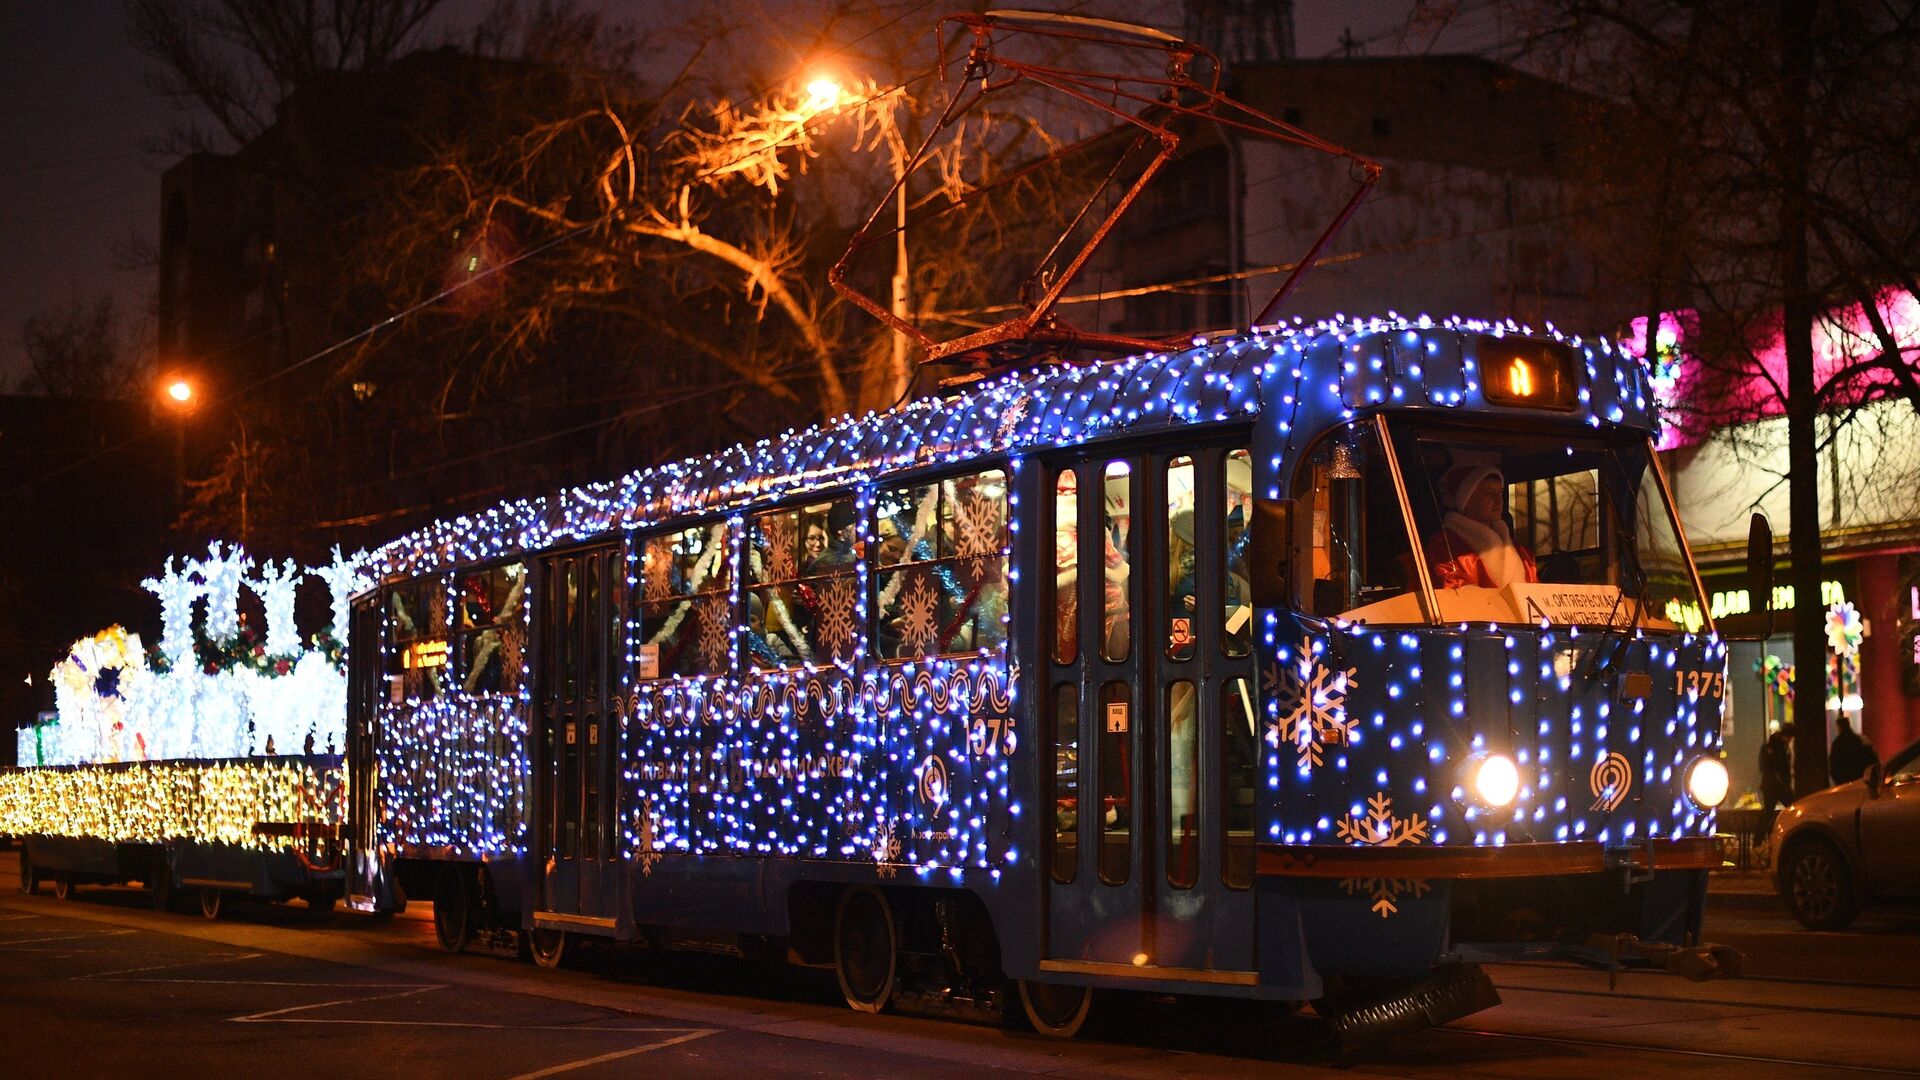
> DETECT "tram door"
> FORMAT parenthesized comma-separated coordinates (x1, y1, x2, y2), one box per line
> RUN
(1041, 445, 1260, 978)
(533, 543, 627, 926)
(345, 594, 387, 911)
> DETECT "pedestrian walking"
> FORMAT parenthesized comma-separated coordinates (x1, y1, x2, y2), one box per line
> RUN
(1829, 715, 1879, 785)
(1761, 721, 1796, 809)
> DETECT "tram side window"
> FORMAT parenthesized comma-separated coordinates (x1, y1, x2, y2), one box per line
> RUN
(1223, 449, 1254, 655)
(453, 562, 526, 695)
(873, 469, 1009, 659)
(606, 548, 629, 693)
(1221, 676, 1259, 889)
(1300, 425, 1415, 618)
(1051, 470, 1079, 665)
(638, 521, 734, 679)
(743, 495, 860, 669)
(387, 577, 449, 700)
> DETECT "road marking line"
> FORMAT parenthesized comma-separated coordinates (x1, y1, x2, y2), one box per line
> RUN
(127, 978, 435, 987)
(506, 1030, 719, 1079)
(0, 913, 43, 921)
(1445, 1027, 1920, 1075)
(0, 930, 137, 947)
(76, 953, 264, 979)
(242, 1018, 710, 1032)
(230, 985, 443, 1022)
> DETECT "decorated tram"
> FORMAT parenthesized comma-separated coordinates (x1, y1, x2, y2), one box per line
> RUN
(334, 312, 1733, 1035)
(8, 314, 1745, 1038)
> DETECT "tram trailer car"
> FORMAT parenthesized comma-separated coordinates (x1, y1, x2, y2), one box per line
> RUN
(8, 755, 347, 918)
(41, 316, 1726, 1040)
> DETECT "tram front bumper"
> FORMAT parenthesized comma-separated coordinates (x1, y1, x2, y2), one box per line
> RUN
(1255, 837, 1721, 988)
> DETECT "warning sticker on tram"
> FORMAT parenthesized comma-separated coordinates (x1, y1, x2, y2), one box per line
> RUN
(1504, 583, 1637, 627)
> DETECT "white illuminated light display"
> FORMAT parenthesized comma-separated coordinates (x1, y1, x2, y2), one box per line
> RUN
(24, 544, 351, 770)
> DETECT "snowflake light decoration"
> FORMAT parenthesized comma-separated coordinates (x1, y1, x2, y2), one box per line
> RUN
(813, 576, 859, 661)
(896, 575, 940, 655)
(871, 815, 901, 879)
(635, 796, 663, 877)
(1264, 648, 1358, 770)
(1341, 876, 1432, 918)
(1336, 792, 1429, 848)
(955, 489, 1003, 559)
(695, 596, 732, 674)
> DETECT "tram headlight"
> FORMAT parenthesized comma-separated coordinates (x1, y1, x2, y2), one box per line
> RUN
(1685, 756, 1730, 810)
(1465, 753, 1520, 809)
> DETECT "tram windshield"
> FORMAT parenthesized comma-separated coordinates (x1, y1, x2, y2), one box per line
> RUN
(1301, 419, 1706, 630)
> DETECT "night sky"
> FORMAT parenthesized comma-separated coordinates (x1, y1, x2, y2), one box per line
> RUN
(0, 1, 1489, 389)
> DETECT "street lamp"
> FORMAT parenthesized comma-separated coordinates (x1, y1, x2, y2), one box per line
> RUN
(804, 72, 913, 398)
(805, 77, 843, 112)
(158, 374, 196, 519)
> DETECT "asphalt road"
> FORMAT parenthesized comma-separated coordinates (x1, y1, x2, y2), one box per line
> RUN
(3, 859, 1917, 1079)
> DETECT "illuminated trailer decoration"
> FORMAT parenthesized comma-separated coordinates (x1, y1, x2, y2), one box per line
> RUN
(23, 542, 364, 768)
(0, 755, 344, 851)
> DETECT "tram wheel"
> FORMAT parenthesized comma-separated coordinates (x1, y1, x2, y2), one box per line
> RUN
(17, 850, 38, 895)
(1784, 839, 1857, 931)
(833, 886, 897, 1014)
(528, 927, 568, 969)
(1016, 979, 1094, 1038)
(148, 853, 174, 912)
(52, 873, 73, 901)
(199, 887, 225, 921)
(301, 888, 337, 919)
(433, 867, 473, 953)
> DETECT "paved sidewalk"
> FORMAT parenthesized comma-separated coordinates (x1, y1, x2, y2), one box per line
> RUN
(1707, 870, 1779, 911)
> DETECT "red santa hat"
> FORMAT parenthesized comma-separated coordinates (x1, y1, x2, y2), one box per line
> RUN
(1443, 463, 1506, 512)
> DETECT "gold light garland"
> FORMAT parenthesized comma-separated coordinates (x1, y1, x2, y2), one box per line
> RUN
(0, 759, 343, 849)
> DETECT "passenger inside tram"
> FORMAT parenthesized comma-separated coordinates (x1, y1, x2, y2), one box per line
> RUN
(1301, 421, 1701, 629)
(1423, 462, 1540, 590)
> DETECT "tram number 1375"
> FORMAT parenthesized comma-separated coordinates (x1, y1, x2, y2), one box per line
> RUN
(968, 716, 1018, 758)
(1676, 670, 1726, 699)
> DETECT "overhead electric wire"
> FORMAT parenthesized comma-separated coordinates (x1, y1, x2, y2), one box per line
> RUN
(0, 22, 953, 505)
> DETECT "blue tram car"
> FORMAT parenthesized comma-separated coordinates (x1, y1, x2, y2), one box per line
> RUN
(345, 313, 1734, 1036)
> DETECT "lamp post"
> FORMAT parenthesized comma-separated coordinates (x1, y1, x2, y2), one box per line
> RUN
(807, 75, 912, 400)
(159, 375, 195, 512)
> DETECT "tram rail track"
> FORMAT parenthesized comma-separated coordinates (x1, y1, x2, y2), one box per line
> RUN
(1435, 1026, 1920, 1076)
(1483, 964, 1920, 1023)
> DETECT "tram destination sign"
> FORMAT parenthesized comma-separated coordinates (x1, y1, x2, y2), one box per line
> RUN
(1504, 583, 1639, 628)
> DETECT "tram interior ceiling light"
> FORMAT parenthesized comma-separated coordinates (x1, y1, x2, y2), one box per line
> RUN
(1684, 756, 1729, 810)
(1465, 753, 1520, 809)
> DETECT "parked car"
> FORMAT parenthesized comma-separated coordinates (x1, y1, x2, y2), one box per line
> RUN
(1770, 737, 1920, 929)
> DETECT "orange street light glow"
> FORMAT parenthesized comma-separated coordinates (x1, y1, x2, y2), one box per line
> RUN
(166, 379, 194, 403)
(805, 77, 842, 110)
